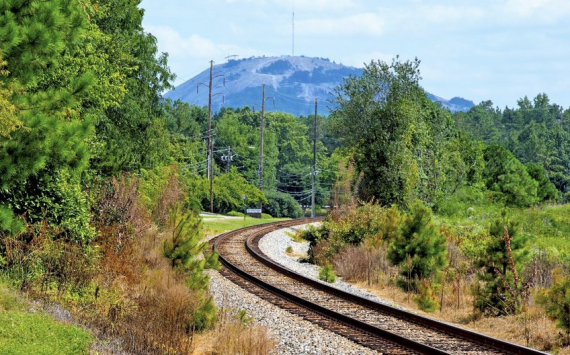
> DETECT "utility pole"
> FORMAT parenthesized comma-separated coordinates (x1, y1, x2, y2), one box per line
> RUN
(197, 60, 224, 213)
(259, 85, 266, 200)
(254, 84, 275, 212)
(311, 99, 317, 218)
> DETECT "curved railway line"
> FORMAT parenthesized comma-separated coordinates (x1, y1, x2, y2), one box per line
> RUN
(213, 218, 550, 355)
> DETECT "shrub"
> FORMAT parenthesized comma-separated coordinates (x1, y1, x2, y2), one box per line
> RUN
(263, 191, 303, 218)
(3, 167, 95, 243)
(319, 264, 336, 283)
(227, 211, 244, 217)
(387, 201, 447, 290)
(536, 270, 570, 336)
(414, 279, 439, 312)
(285, 246, 293, 253)
(303, 202, 388, 264)
(473, 216, 532, 316)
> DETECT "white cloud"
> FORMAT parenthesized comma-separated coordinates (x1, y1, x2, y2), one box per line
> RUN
(297, 13, 384, 36)
(144, 25, 264, 84)
(340, 51, 394, 68)
(500, 0, 570, 23)
(146, 25, 262, 59)
(419, 5, 485, 24)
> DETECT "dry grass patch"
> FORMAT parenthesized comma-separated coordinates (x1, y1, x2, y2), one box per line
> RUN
(352, 279, 568, 353)
(192, 309, 275, 355)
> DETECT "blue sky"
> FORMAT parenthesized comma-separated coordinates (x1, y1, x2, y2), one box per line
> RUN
(140, 0, 570, 109)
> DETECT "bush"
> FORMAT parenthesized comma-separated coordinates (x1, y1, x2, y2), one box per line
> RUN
(227, 211, 244, 217)
(319, 264, 336, 283)
(2, 167, 95, 243)
(472, 216, 531, 316)
(414, 279, 439, 312)
(303, 202, 388, 264)
(213, 170, 266, 214)
(263, 191, 303, 218)
(536, 270, 570, 336)
(387, 201, 447, 289)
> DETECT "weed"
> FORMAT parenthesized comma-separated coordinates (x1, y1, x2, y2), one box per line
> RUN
(319, 264, 336, 283)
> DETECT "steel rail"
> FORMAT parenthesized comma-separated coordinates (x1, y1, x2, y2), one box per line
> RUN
(215, 218, 550, 355)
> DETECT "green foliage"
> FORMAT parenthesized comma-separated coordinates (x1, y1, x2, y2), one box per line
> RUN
(330, 58, 422, 206)
(192, 295, 218, 331)
(3, 167, 95, 243)
(263, 191, 303, 218)
(0, 55, 19, 138)
(303, 202, 389, 264)
(226, 211, 245, 217)
(330, 58, 459, 208)
(163, 207, 205, 270)
(0, 0, 87, 86)
(454, 94, 570, 199)
(483, 144, 539, 207)
(90, 0, 174, 174)
(0, 205, 23, 235)
(473, 216, 530, 315)
(0, 0, 96, 239)
(526, 162, 558, 202)
(387, 201, 447, 288)
(319, 264, 336, 283)
(414, 279, 439, 312)
(536, 271, 570, 335)
(212, 170, 266, 214)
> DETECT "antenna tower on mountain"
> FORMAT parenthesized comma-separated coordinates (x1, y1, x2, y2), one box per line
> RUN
(292, 0, 295, 56)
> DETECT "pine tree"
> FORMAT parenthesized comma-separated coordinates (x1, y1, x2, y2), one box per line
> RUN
(0, 0, 94, 236)
(163, 206, 220, 330)
(473, 216, 530, 315)
(387, 201, 447, 290)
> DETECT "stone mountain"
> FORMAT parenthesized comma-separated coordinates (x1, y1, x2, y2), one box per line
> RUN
(165, 56, 474, 117)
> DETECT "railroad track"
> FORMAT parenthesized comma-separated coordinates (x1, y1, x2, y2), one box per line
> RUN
(213, 218, 550, 355)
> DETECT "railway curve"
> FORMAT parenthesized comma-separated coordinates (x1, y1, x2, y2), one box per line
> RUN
(213, 218, 550, 355)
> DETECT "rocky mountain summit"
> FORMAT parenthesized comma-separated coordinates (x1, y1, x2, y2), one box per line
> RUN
(165, 56, 474, 116)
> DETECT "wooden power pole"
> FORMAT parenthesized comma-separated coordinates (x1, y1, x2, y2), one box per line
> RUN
(311, 98, 317, 218)
(207, 61, 214, 213)
(255, 84, 274, 212)
(197, 60, 224, 213)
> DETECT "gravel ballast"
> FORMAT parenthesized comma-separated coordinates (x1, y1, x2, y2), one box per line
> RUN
(207, 223, 380, 355)
(257, 224, 397, 306)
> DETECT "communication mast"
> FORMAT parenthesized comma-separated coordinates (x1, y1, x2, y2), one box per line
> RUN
(292, 0, 295, 56)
